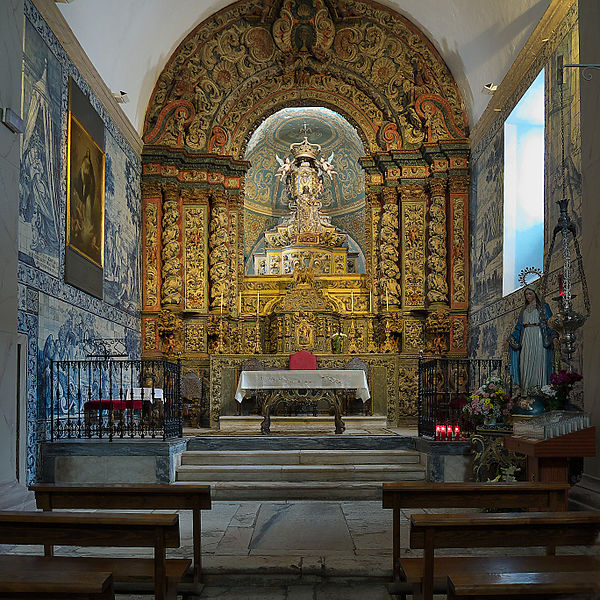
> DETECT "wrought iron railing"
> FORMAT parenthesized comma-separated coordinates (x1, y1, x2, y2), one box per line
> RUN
(43, 359, 182, 441)
(418, 356, 505, 438)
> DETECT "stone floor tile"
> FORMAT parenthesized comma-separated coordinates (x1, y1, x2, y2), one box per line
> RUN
(200, 585, 288, 599)
(314, 583, 393, 599)
(249, 503, 353, 552)
(203, 554, 304, 573)
(350, 530, 392, 549)
(231, 502, 262, 527)
(286, 584, 317, 600)
(215, 525, 253, 555)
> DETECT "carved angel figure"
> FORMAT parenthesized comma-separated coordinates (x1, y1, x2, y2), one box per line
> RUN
(275, 155, 293, 179)
(319, 153, 337, 179)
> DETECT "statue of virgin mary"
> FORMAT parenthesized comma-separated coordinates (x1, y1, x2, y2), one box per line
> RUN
(507, 281, 557, 394)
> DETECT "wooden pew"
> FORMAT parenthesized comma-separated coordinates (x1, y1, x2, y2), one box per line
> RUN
(408, 510, 600, 600)
(447, 571, 600, 599)
(0, 561, 113, 599)
(30, 483, 211, 584)
(382, 481, 570, 583)
(0, 510, 190, 600)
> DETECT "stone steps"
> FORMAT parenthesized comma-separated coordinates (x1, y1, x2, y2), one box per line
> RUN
(181, 449, 421, 466)
(175, 446, 425, 500)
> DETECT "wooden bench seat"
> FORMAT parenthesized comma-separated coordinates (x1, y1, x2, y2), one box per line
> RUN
(0, 510, 190, 600)
(408, 510, 600, 600)
(30, 482, 211, 584)
(0, 557, 113, 599)
(382, 481, 570, 583)
(400, 555, 600, 594)
(448, 571, 600, 599)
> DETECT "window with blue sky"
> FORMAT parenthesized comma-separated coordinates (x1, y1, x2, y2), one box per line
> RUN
(503, 69, 545, 296)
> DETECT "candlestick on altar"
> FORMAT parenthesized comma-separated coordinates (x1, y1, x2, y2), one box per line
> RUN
(257, 290, 260, 316)
(369, 290, 373, 313)
(386, 285, 389, 311)
(351, 291, 354, 313)
(220, 290, 223, 315)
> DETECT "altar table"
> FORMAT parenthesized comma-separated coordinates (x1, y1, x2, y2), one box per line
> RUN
(235, 370, 370, 434)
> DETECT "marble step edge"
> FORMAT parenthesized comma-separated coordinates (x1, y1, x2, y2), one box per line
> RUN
(175, 480, 424, 499)
(186, 436, 416, 451)
(176, 469, 425, 482)
(180, 449, 422, 466)
(201, 572, 394, 586)
(177, 463, 425, 473)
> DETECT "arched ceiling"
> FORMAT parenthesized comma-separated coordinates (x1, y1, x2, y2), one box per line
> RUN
(57, 0, 551, 136)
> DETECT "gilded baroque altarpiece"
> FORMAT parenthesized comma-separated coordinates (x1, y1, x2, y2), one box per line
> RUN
(140, 0, 470, 426)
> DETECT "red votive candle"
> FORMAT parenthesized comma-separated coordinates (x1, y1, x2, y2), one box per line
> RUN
(558, 275, 564, 296)
(454, 424, 460, 440)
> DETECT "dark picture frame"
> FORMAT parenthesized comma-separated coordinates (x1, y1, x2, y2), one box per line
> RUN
(67, 113, 105, 268)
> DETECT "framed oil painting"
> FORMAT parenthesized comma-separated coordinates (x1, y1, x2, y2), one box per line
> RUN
(67, 113, 105, 267)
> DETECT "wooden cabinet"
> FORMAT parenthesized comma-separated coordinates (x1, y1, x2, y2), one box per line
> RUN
(504, 427, 596, 483)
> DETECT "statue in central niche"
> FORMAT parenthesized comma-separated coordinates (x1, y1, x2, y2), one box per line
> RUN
(259, 134, 348, 276)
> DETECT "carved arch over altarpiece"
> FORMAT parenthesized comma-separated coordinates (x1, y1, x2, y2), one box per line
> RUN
(140, 0, 471, 421)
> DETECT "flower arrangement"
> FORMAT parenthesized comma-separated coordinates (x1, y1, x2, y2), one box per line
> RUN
(462, 375, 513, 426)
(330, 331, 347, 354)
(548, 370, 582, 410)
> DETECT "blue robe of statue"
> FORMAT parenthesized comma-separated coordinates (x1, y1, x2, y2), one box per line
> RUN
(508, 302, 556, 392)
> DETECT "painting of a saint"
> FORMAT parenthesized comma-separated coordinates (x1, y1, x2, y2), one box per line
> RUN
(67, 115, 104, 266)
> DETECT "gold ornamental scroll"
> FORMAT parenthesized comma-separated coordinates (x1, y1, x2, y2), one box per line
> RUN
(161, 181, 183, 306)
(366, 190, 381, 312)
(379, 187, 400, 309)
(400, 186, 426, 309)
(182, 193, 209, 312)
(426, 177, 449, 305)
(208, 191, 229, 312)
(449, 174, 469, 309)
(228, 193, 242, 317)
(141, 179, 161, 311)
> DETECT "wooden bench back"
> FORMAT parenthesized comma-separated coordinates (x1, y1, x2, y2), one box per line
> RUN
(0, 511, 180, 548)
(383, 482, 570, 511)
(29, 483, 210, 585)
(30, 483, 211, 511)
(383, 481, 570, 583)
(410, 510, 600, 550)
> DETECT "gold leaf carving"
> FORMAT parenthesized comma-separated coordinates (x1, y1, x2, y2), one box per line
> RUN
(402, 200, 426, 307)
(379, 188, 400, 306)
(144, 203, 158, 308)
(452, 197, 467, 304)
(161, 183, 182, 306)
(144, 0, 467, 157)
(185, 321, 206, 353)
(426, 180, 448, 304)
(209, 194, 229, 311)
(184, 205, 208, 311)
(398, 365, 418, 417)
(143, 319, 157, 351)
(451, 317, 466, 351)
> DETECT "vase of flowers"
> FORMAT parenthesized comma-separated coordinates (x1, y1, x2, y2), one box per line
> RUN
(462, 375, 513, 427)
(548, 370, 582, 410)
(330, 332, 347, 354)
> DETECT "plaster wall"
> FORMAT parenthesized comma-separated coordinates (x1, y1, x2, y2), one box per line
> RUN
(0, 0, 25, 492)
(579, 0, 600, 484)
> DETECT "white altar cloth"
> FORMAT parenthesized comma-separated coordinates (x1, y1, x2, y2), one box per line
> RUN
(235, 370, 369, 403)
